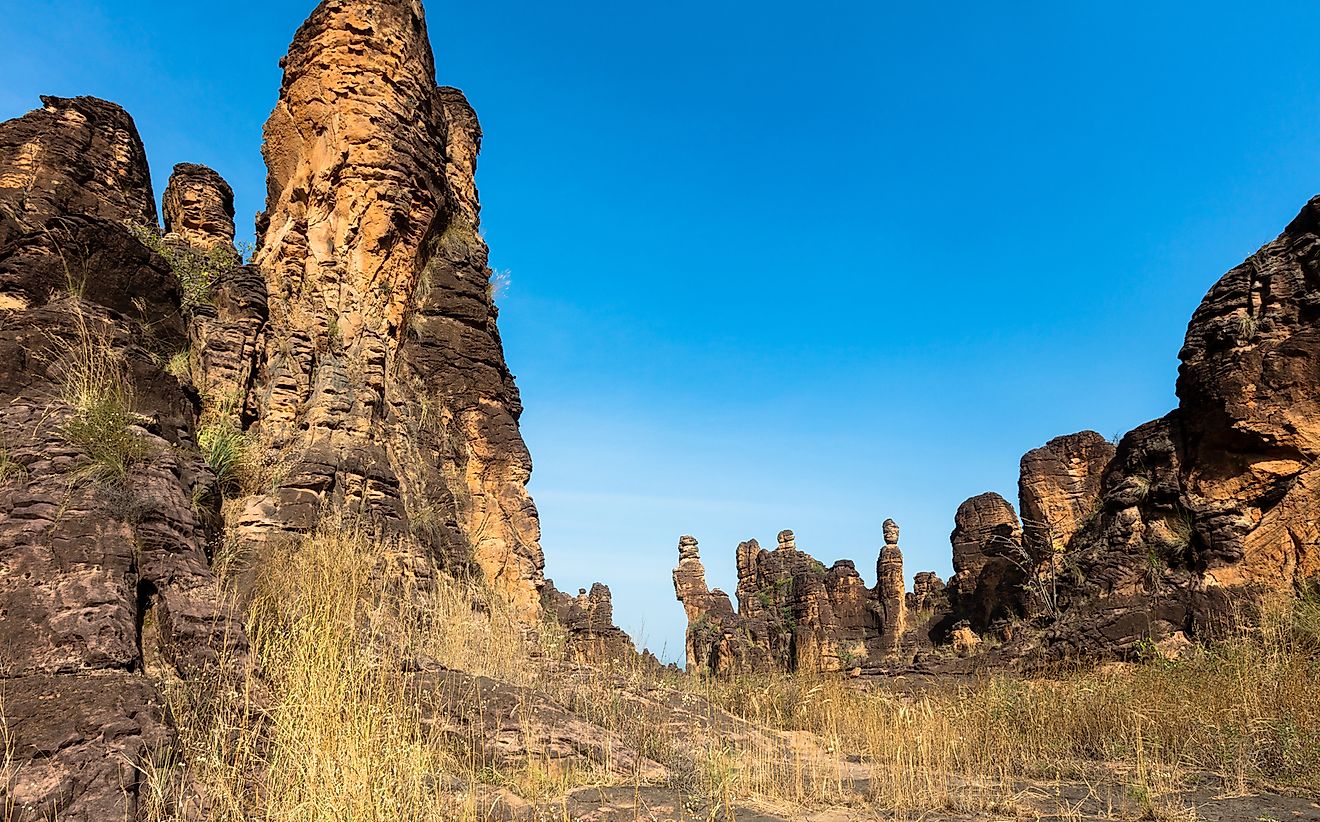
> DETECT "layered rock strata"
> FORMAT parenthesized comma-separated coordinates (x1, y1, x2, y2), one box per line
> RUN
(909, 571, 948, 611)
(0, 96, 245, 821)
(242, 0, 543, 616)
(1018, 431, 1115, 560)
(161, 163, 268, 433)
(0, 1, 577, 814)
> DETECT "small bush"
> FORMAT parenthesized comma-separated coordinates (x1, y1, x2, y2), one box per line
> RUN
(165, 350, 191, 381)
(63, 388, 145, 482)
(126, 223, 237, 310)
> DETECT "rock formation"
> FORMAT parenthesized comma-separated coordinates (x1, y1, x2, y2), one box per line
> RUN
(161, 163, 269, 439)
(876, 519, 907, 655)
(1018, 431, 1115, 560)
(542, 580, 640, 665)
(909, 571, 948, 611)
(242, 0, 543, 617)
(0, 96, 245, 821)
(1175, 200, 1320, 590)
(675, 524, 945, 674)
(943, 199, 1320, 659)
(949, 492, 1026, 630)
(161, 162, 239, 259)
(0, 1, 589, 814)
(673, 535, 749, 674)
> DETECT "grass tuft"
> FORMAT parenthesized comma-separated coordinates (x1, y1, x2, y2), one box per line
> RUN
(196, 421, 247, 496)
(56, 312, 145, 482)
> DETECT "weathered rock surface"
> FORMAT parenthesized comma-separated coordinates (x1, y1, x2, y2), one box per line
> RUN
(161, 162, 238, 259)
(949, 492, 1026, 630)
(676, 526, 944, 675)
(244, 0, 543, 616)
(542, 580, 640, 665)
(909, 571, 948, 611)
(1035, 198, 1320, 656)
(417, 667, 668, 783)
(876, 519, 907, 655)
(1175, 199, 1320, 590)
(1018, 431, 1114, 559)
(0, 96, 244, 820)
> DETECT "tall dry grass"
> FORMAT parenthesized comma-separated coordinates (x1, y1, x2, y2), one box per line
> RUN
(156, 517, 1320, 820)
(690, 590, 1320, 815)
(159, 518, 534, 821)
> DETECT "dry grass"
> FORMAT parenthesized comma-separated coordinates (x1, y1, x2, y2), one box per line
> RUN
(54, 307, 145, 482)
(157, 519, 1320, 820)
(161, 517, 534, 821)
(686, 590, 1320, 816)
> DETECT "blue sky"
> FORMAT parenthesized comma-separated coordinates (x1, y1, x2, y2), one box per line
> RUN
(5, 1, 1320, 662)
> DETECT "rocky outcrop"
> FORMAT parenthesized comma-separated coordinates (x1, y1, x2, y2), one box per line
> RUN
(542, 580, 639, 665)
(673, 535, 750, 674)
(1018, 431, 1114, 559)
(0, 96, 245, 820)
(1175, 199, 1320, 590)
(161, 162, 238, 259)
(676, 525, 947, 675)
(937, 199, 1320, 661)
(949, 492, 1026, 630)
(909, 571, 948, 611)
(240, 0, 543, 616)
(1038, 198, 1320, 655)
(162, 164, 268, 432)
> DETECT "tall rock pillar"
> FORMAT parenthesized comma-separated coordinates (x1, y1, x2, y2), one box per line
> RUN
(244, 0, 543, 617)
(876, 518, 907, 655)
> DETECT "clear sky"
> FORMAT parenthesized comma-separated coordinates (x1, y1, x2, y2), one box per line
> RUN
(5, 1, 1320, 663)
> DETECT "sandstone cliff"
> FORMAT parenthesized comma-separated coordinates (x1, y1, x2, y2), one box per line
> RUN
(241, 0, 544, 617)
(0, 96, 245, 821)
(0, 1, 615, 815)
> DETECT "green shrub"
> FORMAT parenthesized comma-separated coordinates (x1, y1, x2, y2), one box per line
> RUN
(165, 350, 191, 381)
(58, 316, 145, 482)
(126, 223, 236, 310)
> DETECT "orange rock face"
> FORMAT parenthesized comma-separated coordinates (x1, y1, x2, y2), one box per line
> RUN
(1018, 431, 1115, 560)
(1176, 199, 1320, 590)
(243, 0, 544, 617)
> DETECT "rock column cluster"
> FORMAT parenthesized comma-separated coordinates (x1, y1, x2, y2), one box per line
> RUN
(0, 96, 246, 820)
(674, 521, 932, 674)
